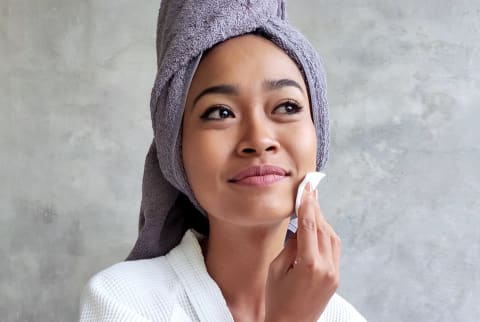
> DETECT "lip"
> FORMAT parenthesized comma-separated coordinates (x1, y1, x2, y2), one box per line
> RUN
(228, 165, 290, 186)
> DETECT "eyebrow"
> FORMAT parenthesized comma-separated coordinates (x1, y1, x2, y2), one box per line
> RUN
(192, 85, 238, 108)
(191, 78, 304, 109)
(262, 78, 304, 94)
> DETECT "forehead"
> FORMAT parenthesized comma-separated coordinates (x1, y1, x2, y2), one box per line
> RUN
(189, 34, 306, 91)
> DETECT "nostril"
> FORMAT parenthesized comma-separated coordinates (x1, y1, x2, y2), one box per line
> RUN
(265, 146, 276, 152)
(242, 148, 256, 154)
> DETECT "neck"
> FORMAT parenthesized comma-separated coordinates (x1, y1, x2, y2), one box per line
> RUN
(202, 218, 290, 322)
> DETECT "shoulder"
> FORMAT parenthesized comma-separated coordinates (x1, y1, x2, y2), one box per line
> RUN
(79, 230, 205, 321)
(82, 229, 203, 303)
(85, 255, 176, 298)
(320, 293, 367, 322)
(79, 256, 183, 321)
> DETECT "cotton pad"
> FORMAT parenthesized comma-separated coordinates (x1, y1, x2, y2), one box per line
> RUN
(288, 172, 326, 233)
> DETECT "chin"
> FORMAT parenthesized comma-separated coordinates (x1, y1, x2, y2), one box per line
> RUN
(223, 201, 294, 226)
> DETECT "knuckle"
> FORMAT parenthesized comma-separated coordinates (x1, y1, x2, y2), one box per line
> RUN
(324, 223, 335, 235)
(325, 222, 334, 232)
(303, 259, 318, 271)
(331, 233, 341, 244)
(307, 263, 339, 286)
(330, 275, 340, 290)
(317, 224, 328, 235)
(335, 234, 342, 245)
(325, 269, 336, 282)
(325, 267, 339, 286)
(300, 217, 316, 231)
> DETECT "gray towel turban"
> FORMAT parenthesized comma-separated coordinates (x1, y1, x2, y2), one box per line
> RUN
(126, 0, 329, 260)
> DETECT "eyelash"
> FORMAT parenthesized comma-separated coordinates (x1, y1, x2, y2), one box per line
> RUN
(199, 100, 304, 121)
(200, 105, 235, 120)
(273, 100, 304, 115)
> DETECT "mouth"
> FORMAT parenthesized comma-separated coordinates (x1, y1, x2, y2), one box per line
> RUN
(228, 165, 290, 187)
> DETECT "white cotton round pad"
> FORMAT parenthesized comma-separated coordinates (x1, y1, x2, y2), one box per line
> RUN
(288, 172, 326, 233)
(294, 171, 326, 216)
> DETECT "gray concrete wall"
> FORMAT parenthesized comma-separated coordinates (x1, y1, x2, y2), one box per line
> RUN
(1, 0, 478, 321)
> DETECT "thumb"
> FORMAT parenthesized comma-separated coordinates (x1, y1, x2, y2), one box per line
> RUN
(270, 234, 298, 276)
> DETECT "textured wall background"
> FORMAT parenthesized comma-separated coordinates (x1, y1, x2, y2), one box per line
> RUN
(1, 0, 478, 321)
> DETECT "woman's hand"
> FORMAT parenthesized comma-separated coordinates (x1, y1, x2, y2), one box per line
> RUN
(265, 183, 341, 322)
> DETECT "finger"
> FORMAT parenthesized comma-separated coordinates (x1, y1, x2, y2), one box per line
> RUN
(296, 183, 319, 264)
(317, 224, 333, 263)
(314, 202, 333, 262)
(331, 233, 341, 273)
(270, 234, 298, 275)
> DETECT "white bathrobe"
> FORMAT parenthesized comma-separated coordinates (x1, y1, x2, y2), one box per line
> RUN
(79, 230, 366, 322)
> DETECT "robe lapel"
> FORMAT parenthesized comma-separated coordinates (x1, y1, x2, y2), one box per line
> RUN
(166, 230, 234, 322)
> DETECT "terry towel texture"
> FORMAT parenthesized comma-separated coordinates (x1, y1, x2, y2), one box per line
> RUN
(127, 0, 330, 260)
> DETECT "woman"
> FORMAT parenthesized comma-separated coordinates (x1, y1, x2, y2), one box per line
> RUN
(79, 1, 366, 321)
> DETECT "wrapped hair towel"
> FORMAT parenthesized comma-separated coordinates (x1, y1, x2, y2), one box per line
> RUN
(127, 0, 329, 260)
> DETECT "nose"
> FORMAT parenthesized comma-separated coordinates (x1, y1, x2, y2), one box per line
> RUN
(235, 117, 280, 157)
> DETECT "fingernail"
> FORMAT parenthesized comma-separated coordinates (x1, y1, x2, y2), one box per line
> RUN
(314, 189, 318, 199)
(305, 182, 312, 193)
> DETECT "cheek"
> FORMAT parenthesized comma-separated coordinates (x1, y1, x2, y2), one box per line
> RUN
(285, 121, 317, 170)
(307, 126, 318, 167)
(182, 129, 230, 200)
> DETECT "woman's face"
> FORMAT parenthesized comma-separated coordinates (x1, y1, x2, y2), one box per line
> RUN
(182, 34, 317, 227)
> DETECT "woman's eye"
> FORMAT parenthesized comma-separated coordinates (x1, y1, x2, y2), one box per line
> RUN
(200, 106, 235, 120)
(273, 100, 303, 115)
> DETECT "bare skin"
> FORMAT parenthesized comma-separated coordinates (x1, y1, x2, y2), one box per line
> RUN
(182, 35, 340, 322)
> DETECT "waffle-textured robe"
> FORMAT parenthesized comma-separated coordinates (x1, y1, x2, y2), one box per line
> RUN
(80, 230, 366, 322)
